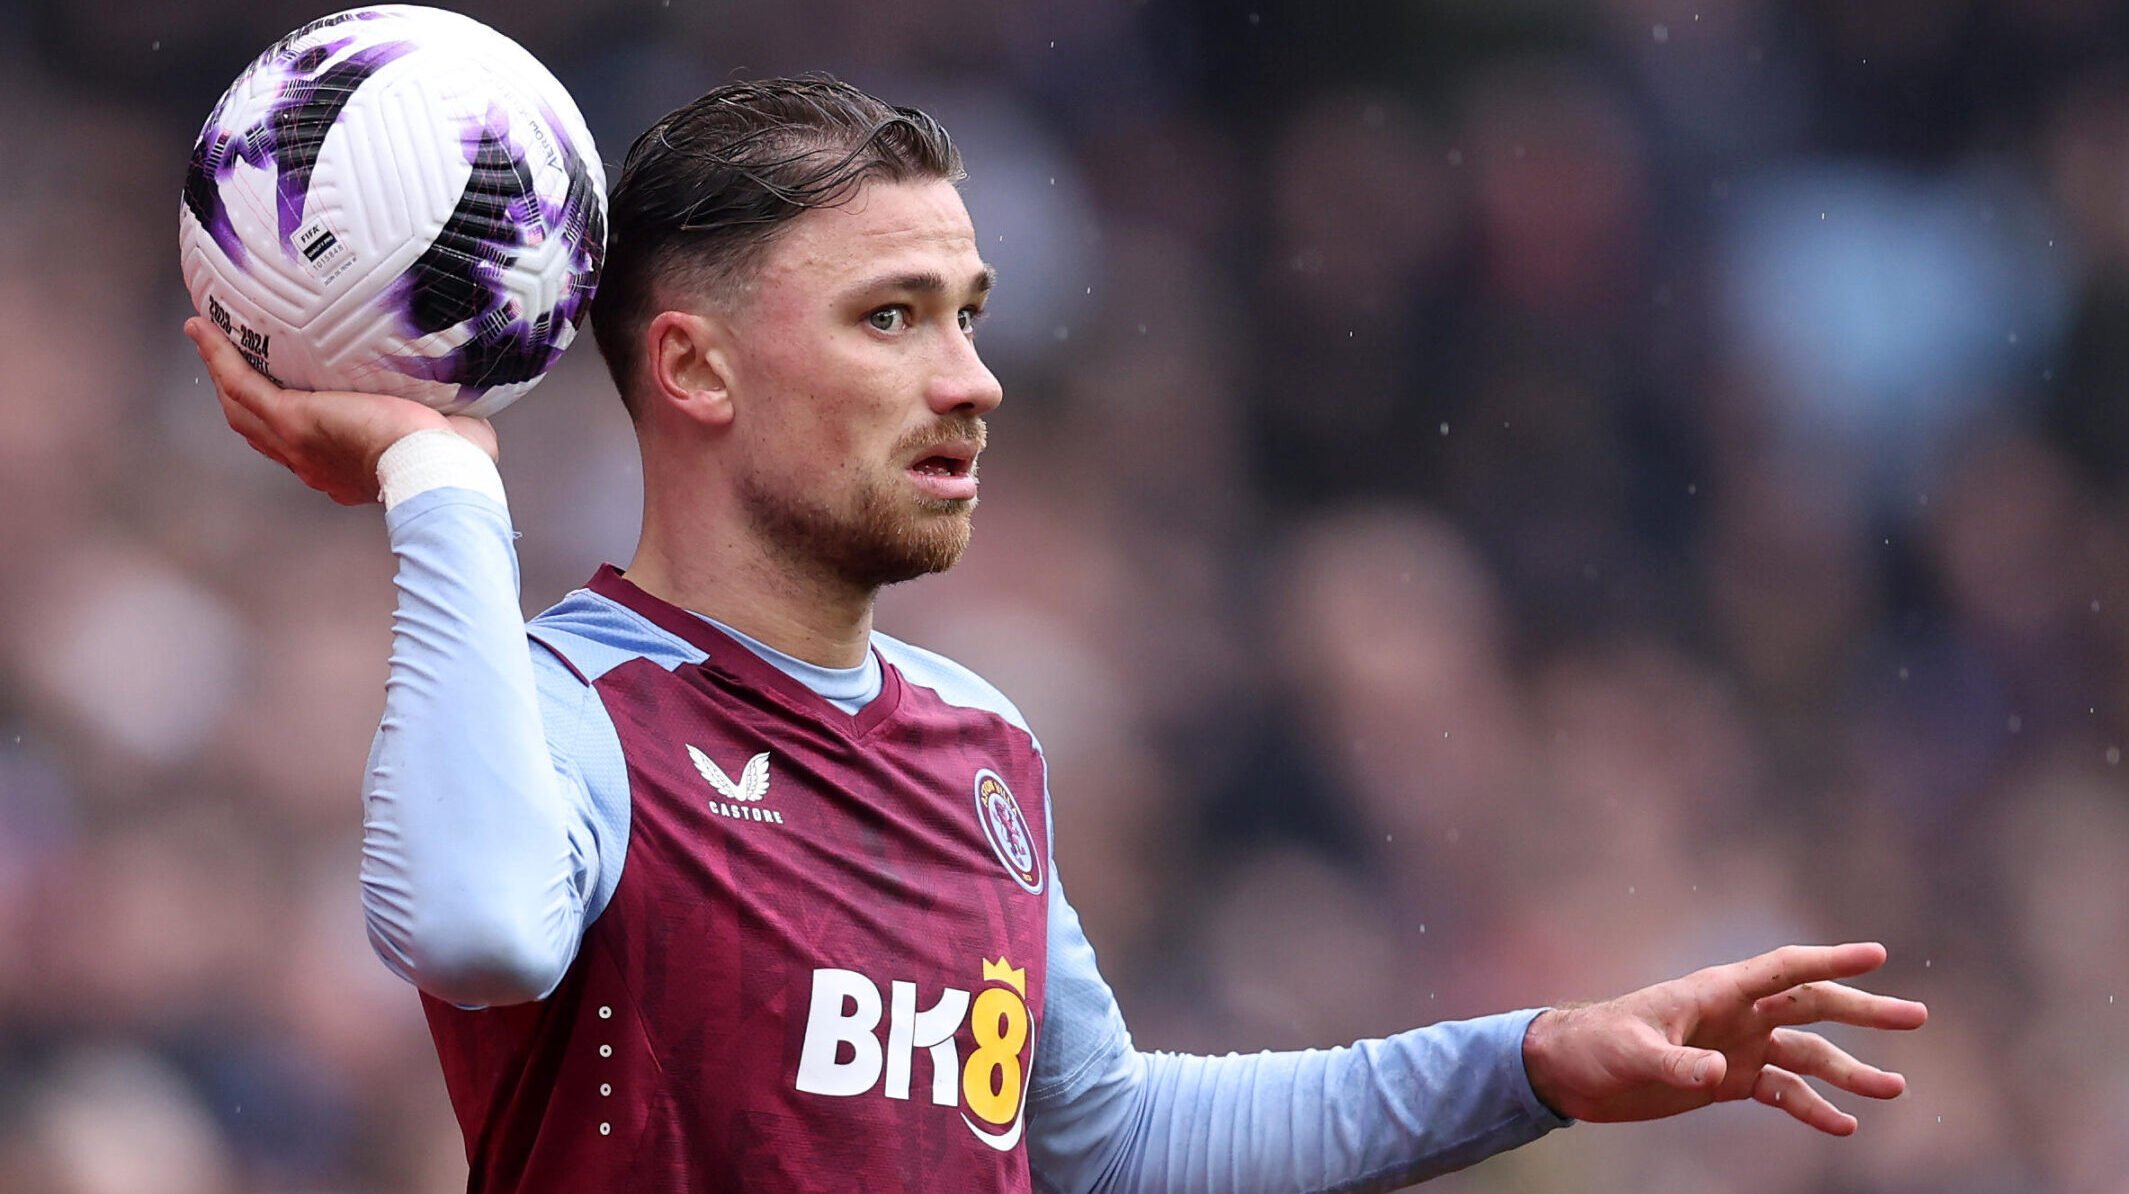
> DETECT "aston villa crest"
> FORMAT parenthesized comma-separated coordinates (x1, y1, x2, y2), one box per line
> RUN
(973, 769, 1042, 895)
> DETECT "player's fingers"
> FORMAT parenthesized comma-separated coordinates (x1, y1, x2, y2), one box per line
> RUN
(1751, 1064, 1857, 1136)
(1753, 981, 1930, 1032)
(209, 369, 290, 461)
(185, 317, 286, 421)
(1729, 943, 1889, 1001)
(1653, 1045, 1727, 1092)
(1765, 1028, 1907, 1100)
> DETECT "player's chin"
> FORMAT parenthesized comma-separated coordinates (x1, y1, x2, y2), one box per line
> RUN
(906, 508, 976, 570)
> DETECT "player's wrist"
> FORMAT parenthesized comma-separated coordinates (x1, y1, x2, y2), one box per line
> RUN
(376, 428, 508, 511)
(1520, 1004, 1583, 1120)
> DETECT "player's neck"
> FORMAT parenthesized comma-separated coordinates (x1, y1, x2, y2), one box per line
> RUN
(626, 511, 876, 670)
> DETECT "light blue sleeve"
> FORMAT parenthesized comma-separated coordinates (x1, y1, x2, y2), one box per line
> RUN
(358, 486, 628, 1008)
(1027, 871, 1569, 1194)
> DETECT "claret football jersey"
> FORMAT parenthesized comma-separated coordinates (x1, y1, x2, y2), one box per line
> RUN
(424, 566, 1052, 1192)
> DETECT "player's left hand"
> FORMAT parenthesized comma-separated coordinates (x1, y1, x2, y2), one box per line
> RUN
(1519, 942, 1927, 1135)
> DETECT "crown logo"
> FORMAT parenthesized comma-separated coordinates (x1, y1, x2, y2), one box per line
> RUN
(982, 956, 1026, 996)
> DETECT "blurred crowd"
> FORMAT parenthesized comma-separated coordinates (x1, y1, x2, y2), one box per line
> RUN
(4, 0, 2129, 1190)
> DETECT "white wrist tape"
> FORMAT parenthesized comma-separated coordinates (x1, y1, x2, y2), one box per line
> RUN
(376, 428, 508, 512)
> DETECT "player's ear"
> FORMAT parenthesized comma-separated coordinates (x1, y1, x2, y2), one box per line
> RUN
(645, 309, 736, 428)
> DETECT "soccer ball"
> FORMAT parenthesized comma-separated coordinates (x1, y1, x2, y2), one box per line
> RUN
(178, 5, 606, 417)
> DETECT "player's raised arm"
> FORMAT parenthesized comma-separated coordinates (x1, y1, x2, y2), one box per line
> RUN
(1519, 942, 1928, 1134)
(190, 320, 608, 1008)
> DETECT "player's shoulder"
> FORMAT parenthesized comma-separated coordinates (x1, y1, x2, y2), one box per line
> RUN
(872, 631, 1036, 742)
(527, 585, 708, 687)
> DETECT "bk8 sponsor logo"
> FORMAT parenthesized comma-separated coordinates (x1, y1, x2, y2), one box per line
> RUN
(794, 956, 1033, 1150)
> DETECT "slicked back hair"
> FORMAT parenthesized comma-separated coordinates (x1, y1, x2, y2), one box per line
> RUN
(589, 76, 965, 418)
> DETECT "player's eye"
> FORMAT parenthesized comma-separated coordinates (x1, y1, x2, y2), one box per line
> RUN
(867, 306, 910, 333)
(957, 306, 982, 335)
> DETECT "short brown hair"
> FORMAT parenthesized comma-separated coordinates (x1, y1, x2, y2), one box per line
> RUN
(589, 76, 964, 416)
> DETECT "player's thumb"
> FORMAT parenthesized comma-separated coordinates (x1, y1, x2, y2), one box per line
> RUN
(1659, 1046, 1726, 1091)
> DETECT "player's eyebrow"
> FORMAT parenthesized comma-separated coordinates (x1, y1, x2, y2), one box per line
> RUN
(853, 265, 997, 299)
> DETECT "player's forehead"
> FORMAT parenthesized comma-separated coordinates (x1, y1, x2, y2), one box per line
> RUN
(760, 178, 989, 297)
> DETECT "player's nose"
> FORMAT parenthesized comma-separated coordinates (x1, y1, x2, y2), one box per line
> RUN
(928, 333, 1003, 417)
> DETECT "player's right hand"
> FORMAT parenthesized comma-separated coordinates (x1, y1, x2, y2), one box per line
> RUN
(186, 317, 498, 506)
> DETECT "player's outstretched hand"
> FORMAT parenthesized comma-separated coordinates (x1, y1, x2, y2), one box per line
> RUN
(186, 318, 498, 505)
(1520, 942, 1927, 1136)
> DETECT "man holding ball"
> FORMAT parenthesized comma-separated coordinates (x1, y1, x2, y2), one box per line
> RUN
(189, 77, 1925, 1192)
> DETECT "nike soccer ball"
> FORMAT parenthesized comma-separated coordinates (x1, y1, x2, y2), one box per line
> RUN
(178, 5, 605, 417)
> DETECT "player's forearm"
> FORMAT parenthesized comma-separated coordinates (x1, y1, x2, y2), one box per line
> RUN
(1035, 1013, 1565, 1194)
(359, 433, 589, 1006)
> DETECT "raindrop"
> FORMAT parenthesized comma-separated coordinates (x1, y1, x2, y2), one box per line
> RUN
(2094, 599, 2104, 613)
(1686, 483, 1698, 496)
(1628, 885, 1637, 895)
(1898, 667, 1910, 681)
(1419, 924, 1426, 934)
(1446, 148, 1464, 166)
(1053, 325, 1070, 342)
(1248, 12, 1260, 24)
(1653, 24, 1669, 42)
(2108, 747, 2121, 767)
(1925, 959, 1931, 967)
(2008, 715, 2022, 734)
(152, 39, 161, 50)
(1439, 422, 1450, 436)
(1136, 323, 1147, 334)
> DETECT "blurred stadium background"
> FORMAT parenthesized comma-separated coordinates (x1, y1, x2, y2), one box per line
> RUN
(2, 0, 2125, 1189)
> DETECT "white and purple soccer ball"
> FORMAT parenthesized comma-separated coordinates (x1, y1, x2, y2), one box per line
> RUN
(179, 5, 605, 417)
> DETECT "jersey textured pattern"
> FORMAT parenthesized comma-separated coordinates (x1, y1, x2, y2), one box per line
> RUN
(425, 567, 1051, 1193)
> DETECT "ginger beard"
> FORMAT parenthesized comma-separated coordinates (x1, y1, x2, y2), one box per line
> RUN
(737, 414, 988, 592)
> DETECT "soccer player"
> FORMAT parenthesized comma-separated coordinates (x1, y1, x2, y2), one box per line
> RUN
(188, 78, 1927, 1192)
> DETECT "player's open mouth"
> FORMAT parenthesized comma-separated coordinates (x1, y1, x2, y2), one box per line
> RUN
(907, 446, 979, 501)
